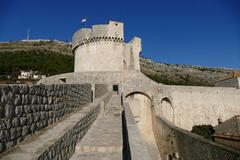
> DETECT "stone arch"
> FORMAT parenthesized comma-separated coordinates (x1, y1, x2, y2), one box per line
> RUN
(125, 91, 160, 159)
(125, 91, 152, 134)
(160, 97, 175, 123)
(125, 91, 152, 101)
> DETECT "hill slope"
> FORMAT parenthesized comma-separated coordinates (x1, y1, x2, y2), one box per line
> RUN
(0, 41, 74, 77)
(0, 41, 239, 86)
(140, 57, 238, 86)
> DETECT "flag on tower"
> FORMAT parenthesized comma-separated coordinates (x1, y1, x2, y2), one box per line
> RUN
(81, 18, 87, 24)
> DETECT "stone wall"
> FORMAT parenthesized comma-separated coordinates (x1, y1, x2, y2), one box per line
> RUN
(154, 116, 240, 160)
(158, 85, 240, 130)
(37, 103, 100, 160)
(95, 84, 108, 98)
(0, 84, 92, 154)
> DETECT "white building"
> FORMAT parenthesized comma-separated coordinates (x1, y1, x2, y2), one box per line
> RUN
(18, 70, 46, 80)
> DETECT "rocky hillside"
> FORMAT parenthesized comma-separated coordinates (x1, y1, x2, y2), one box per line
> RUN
(0, 41, 239, 86)
(0, 40, 72, 55)
(0, 41, 73, 83)
(140, 57, 238, 86)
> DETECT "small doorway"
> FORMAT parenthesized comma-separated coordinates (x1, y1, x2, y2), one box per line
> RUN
(112, 85, 119, 93)
(59, 77, 66, 83)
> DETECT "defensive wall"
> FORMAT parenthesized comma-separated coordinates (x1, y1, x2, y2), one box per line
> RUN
(0, 83, 109, 158)
(158, 85, 240, 130)
(154, 116, 240, 160)
(38, 71, 240, 159)
(38, 71, 240, 131)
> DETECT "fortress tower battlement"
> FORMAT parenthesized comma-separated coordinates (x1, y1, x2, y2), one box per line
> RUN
(72, 21, 124, 50)
(72, 21, 141, 72)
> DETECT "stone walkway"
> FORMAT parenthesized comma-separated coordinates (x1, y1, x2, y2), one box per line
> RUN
(70, 95, 123, 160)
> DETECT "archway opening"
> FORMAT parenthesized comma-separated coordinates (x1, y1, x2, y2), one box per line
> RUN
(161, 97, 174, 123)
(125, 92, 160, 159)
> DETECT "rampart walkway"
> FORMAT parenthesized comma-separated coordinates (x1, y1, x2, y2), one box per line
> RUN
(70, 95, 123, 160)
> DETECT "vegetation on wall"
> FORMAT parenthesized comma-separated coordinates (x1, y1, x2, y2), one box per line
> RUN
(191, 125, 215, 140)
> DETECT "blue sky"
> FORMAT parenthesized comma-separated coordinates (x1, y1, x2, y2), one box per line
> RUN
(0, 0, 239, 68)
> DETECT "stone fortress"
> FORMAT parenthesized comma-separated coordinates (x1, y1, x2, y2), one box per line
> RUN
(72, 21, 141, 72)
(1, 20, 240, 160)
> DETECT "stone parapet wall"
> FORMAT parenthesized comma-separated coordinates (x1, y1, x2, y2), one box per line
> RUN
(38, 103, 100, 160)
(154, 116, 240, 160)
(0, 84, 92, 154)
(159, 85, 240, 130)
(95, 84, 108, 98)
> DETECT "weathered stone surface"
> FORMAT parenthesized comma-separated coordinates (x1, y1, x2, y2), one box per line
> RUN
(43, 97, 48, 104)
(11, 117, 20, 127)
(22, 95, 29, 105)
(0, 130, 5, 140)
(2, 86, 12, 95)
(31, 95, 38, 105)
(14, 95, 22, 106)
(0, 119, 6, 130)
(0, 94, 103, 160)
(11, 85, 19, 94)
(1, 94, 8, 105)
(0, 142, 6, 153)
(27, 114, 33, 125)
(20, 117, 27, 126)
(19, 85, 29, 94)
(5, 118, 11, 129)
(0, 83, 93, 155)
(15, 106, 23, 117)
(10, 128, 17, 140)
(5, 104, 15, 118)
(0, 105, 5, 118)
(24, 105, 31, 114)
(22, 126, 30, 137)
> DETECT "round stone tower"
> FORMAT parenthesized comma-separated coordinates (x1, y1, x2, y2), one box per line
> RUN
(72, 20, 141, 72)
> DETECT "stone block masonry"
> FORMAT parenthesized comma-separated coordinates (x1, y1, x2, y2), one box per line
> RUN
(95, 84, 108, 98)
(154, 116, 240, 160)
(37, 103, 100, 160)
(0, 93, 111, 160)
(0, 83, 92, 154)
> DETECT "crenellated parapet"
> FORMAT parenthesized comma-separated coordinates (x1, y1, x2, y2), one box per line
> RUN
(72, 21, 124, 51)
(72, 36, 124, 52)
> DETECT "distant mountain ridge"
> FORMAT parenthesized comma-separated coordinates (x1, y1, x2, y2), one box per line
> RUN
(0, 40, 239, 86)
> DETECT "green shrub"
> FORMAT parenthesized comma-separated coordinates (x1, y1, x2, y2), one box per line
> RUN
(191, 125, 215, 140)
(0, 50, 74, 76)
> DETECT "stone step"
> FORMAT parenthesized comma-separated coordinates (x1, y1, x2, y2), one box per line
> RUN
(75, 145, 122, 153)
(70, 152, 122, 160)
